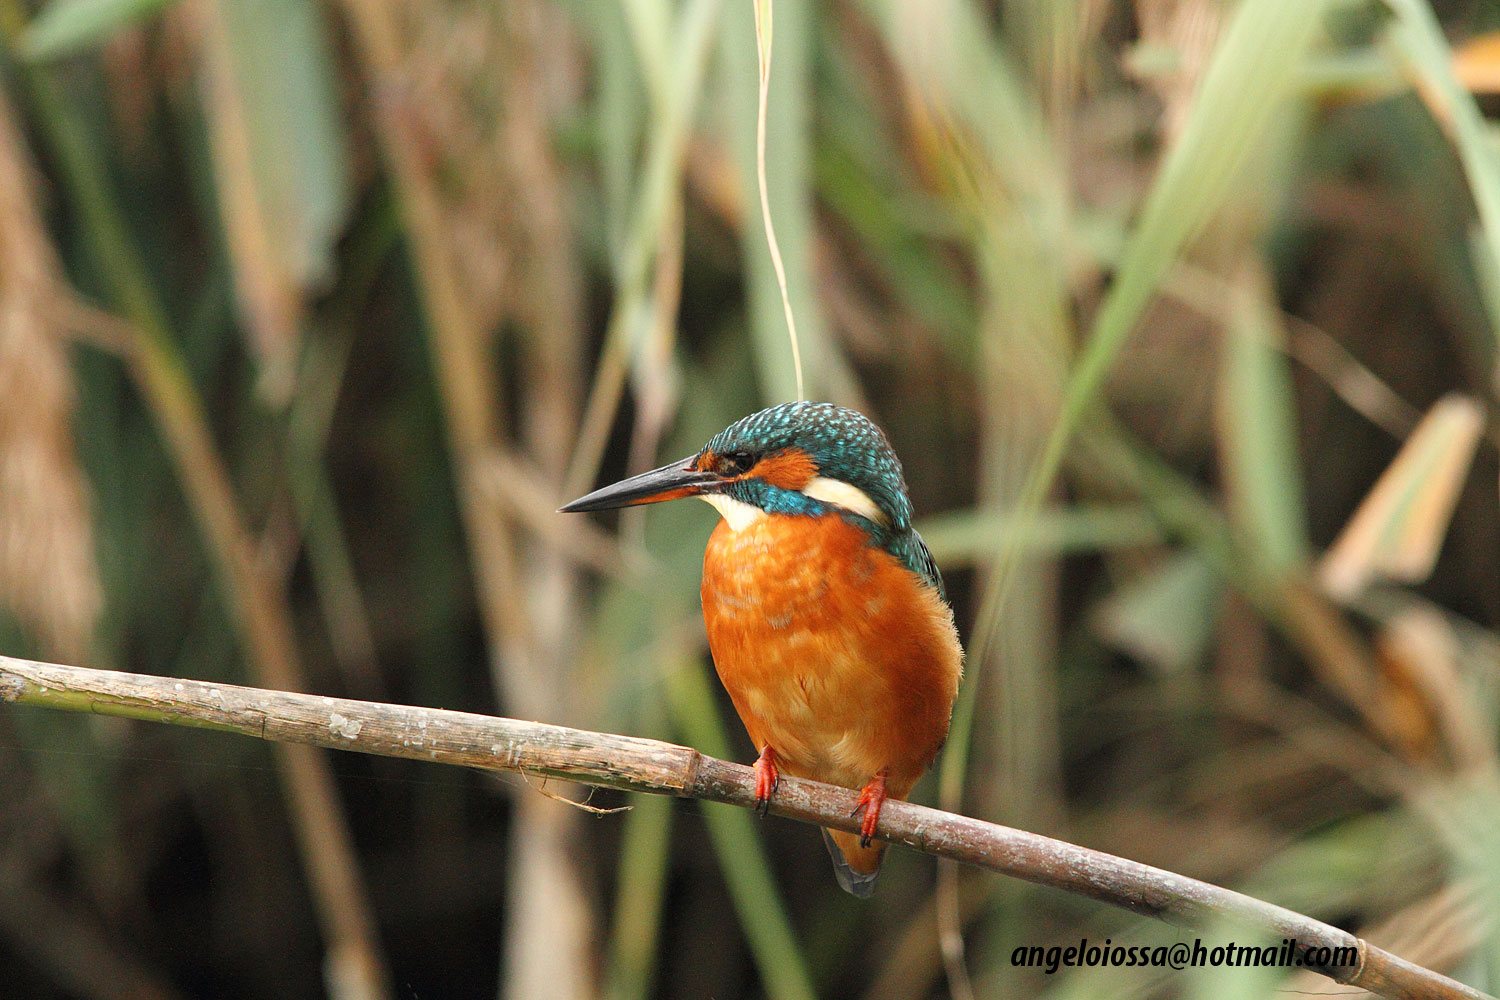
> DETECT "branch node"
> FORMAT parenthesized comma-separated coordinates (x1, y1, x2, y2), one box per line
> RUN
(679, 746, 704, 798)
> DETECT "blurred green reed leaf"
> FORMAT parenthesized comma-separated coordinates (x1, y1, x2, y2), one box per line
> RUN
(721, 0, 827, 404)
(1297, 48, 1404, 100)
(868, 0, 1062, 211)
(666, 658, 819, 1000)
(1386, 0, 1500, 350)
(751, 0, 806, 401)
(564, 0, 723, 496)
(621, 0, 674, 104)
(1422, 779, 1500, 980)
(7, 708, 122, 862)
(614, 0, 721, 287)
(583, 344, 819, 1000)
(1183, 921, 1284, 1000)
(868, 0, 1074, 362)
(204, 0, 350, 310)
(916, 505, 1163, 567)
(20, 0, 173, 60)
(1047, 0, 1332, 474)
(1318, 395, 1484, 602)
(195, 0, 350, 403)
(1242, 810, 1436, 919)
(1218, 272, 1311, 578)
(593, 1, 647, 260)
(1137, 45, 1401, 102)
(1469, 227, 1500, 347)
(1092, 551, 1223, 674)
(941, 0, 1333, 793)
(604, 774, 675, 1000)
(814, 131, 975, 358)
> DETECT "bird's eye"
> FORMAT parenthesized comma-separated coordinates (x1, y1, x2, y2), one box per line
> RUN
(720, 451, 755, 475)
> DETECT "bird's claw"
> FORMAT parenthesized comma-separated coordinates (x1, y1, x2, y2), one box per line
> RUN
(752, 746, 780, 816)
(851, 770, 889, 848)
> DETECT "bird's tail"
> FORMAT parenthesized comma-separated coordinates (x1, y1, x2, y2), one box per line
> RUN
(822, 828, 884, 898)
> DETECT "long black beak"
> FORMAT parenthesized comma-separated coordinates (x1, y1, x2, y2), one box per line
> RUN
(558, 456, 720, 513)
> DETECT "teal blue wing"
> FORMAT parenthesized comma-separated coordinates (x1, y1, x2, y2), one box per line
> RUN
(893, 528, 945, 601)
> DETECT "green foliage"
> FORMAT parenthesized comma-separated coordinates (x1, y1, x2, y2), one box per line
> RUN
(21, 0, 174, 60)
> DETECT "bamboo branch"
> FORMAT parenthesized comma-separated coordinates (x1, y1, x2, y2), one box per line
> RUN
(0, 654, 1489, 1000)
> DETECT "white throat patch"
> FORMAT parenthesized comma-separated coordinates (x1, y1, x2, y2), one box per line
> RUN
(801, 477, 890, 526)
(701, 493, 766, 532)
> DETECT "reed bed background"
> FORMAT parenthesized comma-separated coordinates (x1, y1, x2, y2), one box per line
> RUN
(0, 1, 1498, 998)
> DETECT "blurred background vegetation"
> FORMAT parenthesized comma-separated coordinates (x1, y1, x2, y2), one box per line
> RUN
(0, 0, 1498, 997)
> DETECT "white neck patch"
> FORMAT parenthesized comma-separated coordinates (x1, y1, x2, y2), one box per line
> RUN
(701, 493, 766, 532)
(801, 476, 890, 526)
(700, 478, 890, 531)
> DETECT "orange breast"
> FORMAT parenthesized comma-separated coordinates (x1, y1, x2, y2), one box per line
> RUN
(701, 512, 963, 798)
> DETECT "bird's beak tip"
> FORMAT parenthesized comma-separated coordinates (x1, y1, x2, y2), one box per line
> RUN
(558, 456, 715, 514)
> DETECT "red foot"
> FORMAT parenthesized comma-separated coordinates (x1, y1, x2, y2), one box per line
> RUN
(852, 770, 888, 848)
(752, 746, 780, 815)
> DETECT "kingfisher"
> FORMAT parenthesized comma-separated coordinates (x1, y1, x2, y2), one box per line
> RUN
(561, 402, 963, 896)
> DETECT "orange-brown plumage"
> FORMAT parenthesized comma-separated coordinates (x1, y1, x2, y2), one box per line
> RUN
(702, 510, 962, 878)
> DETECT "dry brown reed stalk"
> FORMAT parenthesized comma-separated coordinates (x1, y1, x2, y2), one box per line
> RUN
(336, 0, 529, 671)
(2, 655, 1493, 1000)
(1131, 0, 1225, 140)
(0, 740, 179, 1000)
(0, 88, 101, 663)
(1161, 260, 1423, 437)
(488, 7, 595, 996)
(400, 2, 511, 333)
(488, 0, 588, 709)
(496, 0, 587, 466)
(1376, 605, 1500, 773)
(0, 864, 188, 1000)
(625, 190, 685, 510)
(751, 0, 805, 401)
(1320, 396, 1486, 602)
(194, 0, 305, 404)
(97, 24, 160, 163)
(481, 451, 636, 581)
(1280, 884, 1490, 1000)
(336, 2, 597, 996)
(0, 11, 396, 992)
(1126, 0, 1481, 780)
(876, 6, 1079, 995)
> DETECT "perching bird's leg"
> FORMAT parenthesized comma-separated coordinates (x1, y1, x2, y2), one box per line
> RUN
(852, 769, 888, 848)
(752, 745, 780, 816)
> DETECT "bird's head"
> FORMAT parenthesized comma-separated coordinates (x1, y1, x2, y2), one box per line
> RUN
(559, 402, 913, 533)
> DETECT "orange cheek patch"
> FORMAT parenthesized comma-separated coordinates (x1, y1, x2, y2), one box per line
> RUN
(694, 451, 718, 472)
(749, 449, 818, 491)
